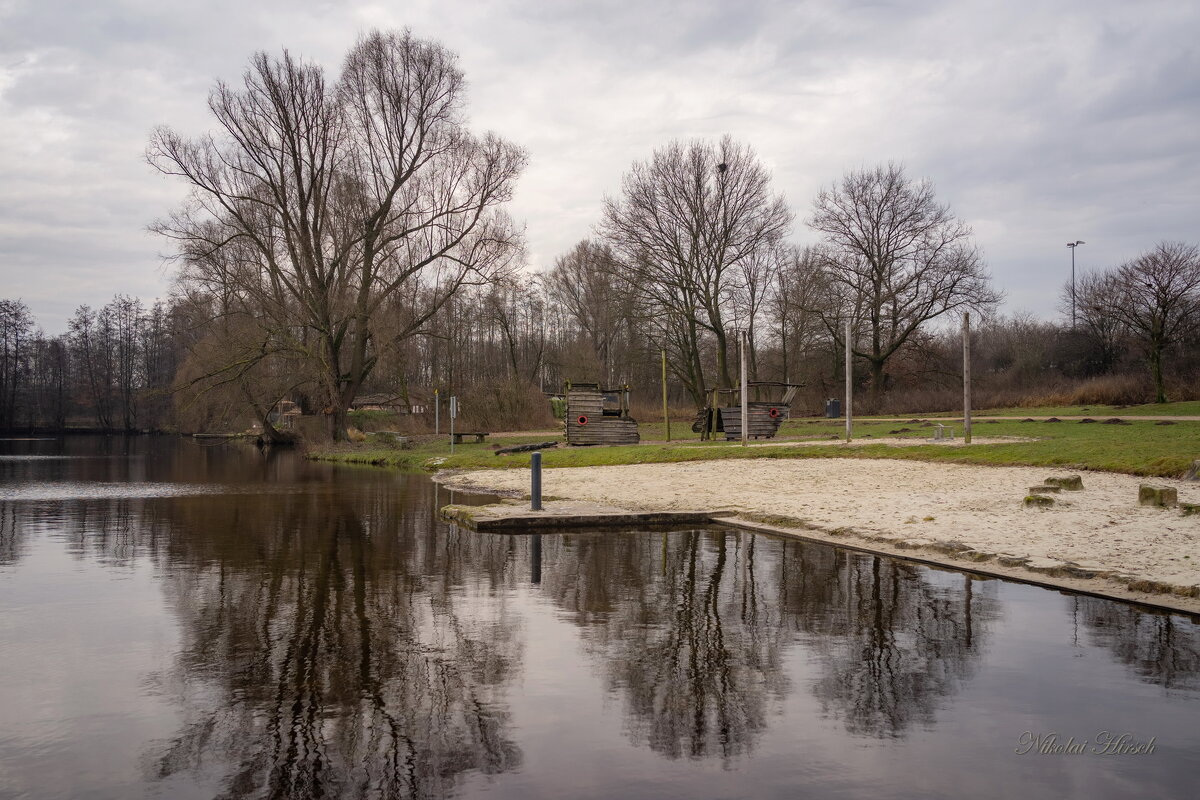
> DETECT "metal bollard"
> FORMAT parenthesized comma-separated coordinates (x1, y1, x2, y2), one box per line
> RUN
(530, 452, 542, 511)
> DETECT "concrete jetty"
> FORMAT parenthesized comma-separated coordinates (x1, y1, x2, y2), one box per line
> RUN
(440, 499, 720, 532)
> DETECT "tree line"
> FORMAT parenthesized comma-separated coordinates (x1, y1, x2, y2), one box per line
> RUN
(0, 296, 176, 431)
(3, 29, 1199, 435)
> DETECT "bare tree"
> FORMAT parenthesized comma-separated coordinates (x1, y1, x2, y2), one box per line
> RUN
(0, 300, 33, 429)
(1062, 272, 1129, 375)
(544, 240, 633, 384)
(1103, 241, 1200, 403)
(103, 295, 144, 431)
(601, 136, 792, 405)
(732, 243, 785, 380)
(149, 29, 526, 439)
(770, 246, 827, 385)
(483, 274, 546, 385)
(68, 304, 117, 429)
(807, 163, 1000, 407)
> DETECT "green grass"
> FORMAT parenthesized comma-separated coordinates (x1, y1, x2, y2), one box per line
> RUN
(308, 417, 1200, 478)
(905, 400, 1200, 419)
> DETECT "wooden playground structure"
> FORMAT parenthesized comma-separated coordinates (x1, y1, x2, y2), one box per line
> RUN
(692, 381, 804, 440)
(563, 383, 640, 445)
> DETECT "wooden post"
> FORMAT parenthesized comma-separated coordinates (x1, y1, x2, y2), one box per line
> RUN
(844, 318, 852, 443)
(963, 312, 972, 444)
(661, 349, 671, 442)
(740, 330, 748, 447)
(434, 388, 439, 435)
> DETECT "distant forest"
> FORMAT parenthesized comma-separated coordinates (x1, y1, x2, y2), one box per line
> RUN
(3, 237, 1198, 437)
(3, 30, 1199, 437)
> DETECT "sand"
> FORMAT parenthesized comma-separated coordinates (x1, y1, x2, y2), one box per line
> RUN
(439, 458, 1200, 612)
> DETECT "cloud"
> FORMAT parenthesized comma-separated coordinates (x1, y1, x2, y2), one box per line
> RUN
(1, 0, 1197, 332)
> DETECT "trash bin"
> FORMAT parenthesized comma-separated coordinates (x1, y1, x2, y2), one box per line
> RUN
(825, 398, 841, 418)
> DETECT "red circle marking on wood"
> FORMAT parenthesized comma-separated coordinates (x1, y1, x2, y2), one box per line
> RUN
(768, 407, 779, 418)
(577, 415, 589, 425)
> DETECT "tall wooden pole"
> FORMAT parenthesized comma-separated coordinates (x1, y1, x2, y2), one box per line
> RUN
(963, 312, 972, 444)
(844, 319, 853, 443)
(740, 330, 748, 447)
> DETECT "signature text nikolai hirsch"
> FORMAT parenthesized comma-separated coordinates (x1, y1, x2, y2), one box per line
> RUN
(1016, 731, 1156, 755)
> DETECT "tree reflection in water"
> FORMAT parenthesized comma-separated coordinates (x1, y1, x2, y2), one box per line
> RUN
(1078, 597, 1200, 691)
(556, 529, 787, 763)
(140, 480, 523, 800)
(536, 529, 1001, 753)
(0, 502, 18, 565)
(5, 433, 1200, 790)
(778, 543, 999, 737)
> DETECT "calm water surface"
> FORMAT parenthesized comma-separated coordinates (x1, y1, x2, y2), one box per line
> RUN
(1, 436, 1198, 799)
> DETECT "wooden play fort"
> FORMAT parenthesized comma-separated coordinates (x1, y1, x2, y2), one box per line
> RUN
(564, 383, 640, 445)
(692, 382, 803, 440)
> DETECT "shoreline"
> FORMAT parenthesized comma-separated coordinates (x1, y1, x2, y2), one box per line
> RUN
(436, 457, 1200, 616)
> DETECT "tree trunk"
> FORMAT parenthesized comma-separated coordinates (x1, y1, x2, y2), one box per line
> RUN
(329, 406, 350, 442)
(714, 327, 733, 389)
(868, 359, 886, 411)
(259, 413, 292, 445)
(1150, 345, 1167, 403)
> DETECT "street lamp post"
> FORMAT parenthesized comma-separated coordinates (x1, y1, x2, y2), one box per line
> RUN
(1066, 240, 1085, 329)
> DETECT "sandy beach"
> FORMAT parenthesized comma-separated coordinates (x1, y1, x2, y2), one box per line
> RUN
(439, 458, 1200, 613)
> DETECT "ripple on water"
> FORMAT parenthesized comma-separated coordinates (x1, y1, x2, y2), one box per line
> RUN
(0, 455, 145, 461)
(0, 483, 314, 501)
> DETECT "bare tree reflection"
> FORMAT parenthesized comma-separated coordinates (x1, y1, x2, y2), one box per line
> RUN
(0, 502, 17, 564)
(537, 529, 788, 763)
(538, 530, 1001, 748)
(1078, 597, 1200, 691)
(141, 480, 523, 800)
(787, 548, 998, 738)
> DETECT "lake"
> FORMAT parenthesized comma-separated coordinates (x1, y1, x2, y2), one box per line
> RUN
(1, 436, 1197, 799)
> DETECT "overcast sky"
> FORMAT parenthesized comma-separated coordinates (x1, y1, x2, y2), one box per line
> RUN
(2, 0, 1197, 333)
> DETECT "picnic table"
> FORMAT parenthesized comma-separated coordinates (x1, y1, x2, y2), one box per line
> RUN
(451, 431, 489, 444)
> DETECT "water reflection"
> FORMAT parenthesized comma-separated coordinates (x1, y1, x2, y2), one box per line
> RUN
(0, 502, 16, 565)
(540, 530, 786, 762)
(531, 530, 998, 753)
(143, 485, 523, 799)
(4, 437, 1200, 800)
(1079, 597, 1200, 691)
(794, 552, 995, 737)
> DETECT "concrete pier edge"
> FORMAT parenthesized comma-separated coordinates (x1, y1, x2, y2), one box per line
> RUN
(438, 496, 1200, 617)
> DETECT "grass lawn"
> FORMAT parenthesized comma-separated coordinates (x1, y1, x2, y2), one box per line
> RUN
(902, 400, 1200, 419)
(310, 415, 1200, 478)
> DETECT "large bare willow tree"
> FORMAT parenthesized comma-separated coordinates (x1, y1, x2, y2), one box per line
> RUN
(149, 30, 526, 439)
(806, 163, 1000, 407)
(600, 136, 792, 406)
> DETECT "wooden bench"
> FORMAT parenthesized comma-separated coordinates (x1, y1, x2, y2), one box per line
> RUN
(451, 431, 489, 444)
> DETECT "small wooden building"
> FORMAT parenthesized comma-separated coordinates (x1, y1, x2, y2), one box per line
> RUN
(564, 383, 639, 445)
